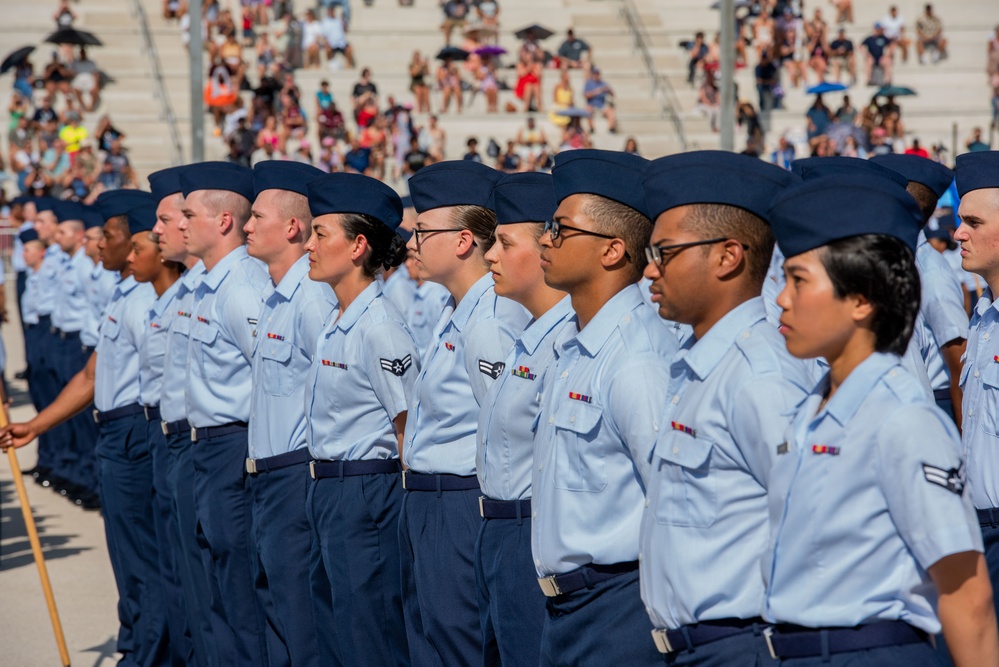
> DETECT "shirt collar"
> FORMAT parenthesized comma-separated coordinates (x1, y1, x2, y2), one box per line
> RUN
(520, 296, 574, 355)
(449, 273, 494, 333)
(116, 274, 141, 297)
(273, 254, 310, 301)
(334, 280, 380, 332)
(202, 246, 246, 291)
(44, 244, 61, 258)
(151, 278, 182, 317)
(976, 287, 997, 317)
(573, 283, 644, 356)
(678, 297, 768, 381)
(916, 229, 928, 249)
(821, 352, 899, 426)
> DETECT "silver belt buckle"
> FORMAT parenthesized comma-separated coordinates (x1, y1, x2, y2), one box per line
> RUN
(144, 405, 154, 421)
(245, 458, 257, 474)
(161, 421, 169, 436)
(651, 629, 672, 654)
(537, 576, 562, 597)
(190, 427, 198, 442)
(92, 408, 100, 424)
(478, 495, 486, 517)
(401, 469, 408, 490)
(309, 461, 317, 479)
(763, 626, 777, 659)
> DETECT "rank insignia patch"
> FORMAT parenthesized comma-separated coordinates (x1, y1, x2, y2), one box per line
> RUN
(923, 463, 965, 495)
(478, 360, 505, 379)
(380, 355, 413, 377)
(568, 392, 592, 403)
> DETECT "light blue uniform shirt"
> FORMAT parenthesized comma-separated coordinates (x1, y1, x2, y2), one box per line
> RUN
(764, 352, 982, 634)
(22, 267, 40, 325)
(959, 289, 999, 509)
(37, 244, 67, 316)
(249, 255, 336, 459)
(83, 261, 118, 348)
(160, 262, 206, 424)
(383, 270, 451, 357)
(381, 267, 415, 312)
(187, 247, 269, 428)
(916, 231, 970, 391)
(532, 284, 679, 576)
(640, 298, 811, 630)
(403, 273, 529, 475)
(12, 221, 32, 273)
(476, 296, 574, 501)
(306, 281, 419, 461)
(139, 279, 182, 408)
(52, 247, 90, 333)
(94, 276, 157, 412)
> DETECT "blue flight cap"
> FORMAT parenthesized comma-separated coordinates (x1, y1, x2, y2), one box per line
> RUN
(400, 195, 414, 210)
(955, 151, 999, 197)
(552, 149, 649, 215)
(644, 150, 799, 221)
(768, 174, 922, 258)
(179, 162, 254, 201)
(11, 195, 30, 206)
(33, 196, 56, 213)
(408, 161, 502, 213)
(19, 228, 40, 244)
(253, 160, 324, 199)
(492, 172, 557, 225)
(790, 156, 909, 188)
(870, 154, 954, 198)
(924, 226, 953, 242)
(148, 165, 186, 204)
(396, 227, 413, 243)
(95, 190, 155, 221)
(81, 205, 105, 230)
(127, 202, 158, 235)
(52, 199, 85, 223)
(308, 173, 404, 230)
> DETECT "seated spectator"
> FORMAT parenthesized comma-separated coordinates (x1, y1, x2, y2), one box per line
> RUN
(72, 47, 102, 113)
(8, 115, 33, 153)
(43, 51, 74, 102)
(475, 57, 499, 113)
(318, 101, 347, 142)
(255, 32, 277, 79)
(95, 115, 126, 153)
(869, 126, 893, 156)
(279, 91, 307, 142)
(409, 51, 432, 113)
(687, 31, 709, 85)
(623, 136, 640, 155)
(41, 137, 70, 180)
(437, 59, 463, 114)
(250, 137, 284, 166)
(834, 94, 858, 123)
(403, 136, 430, 177)
(755, 51, 781, 111)
(548, 69, 574, 127)
(916, 3, 947, 63)
(317, 79, 333, 112)
(805, 24, 830, 83)
(322, 5, 355, 68)
(703, 32, 721, 83)
(463, 137, 482, 162)
(219, 32, 246, 87)
(862, 22, 893, 85)
(770, 135, 796, 169)
(302, 9, 324, 69)
(805, 95, 833, 143)
(32, 95, 59, 134)
(583, 67, 617, 133)
(497, 141, 521, 173)
(828, 28, 856, 84)
(13, 59, 35, 100)
(321, 0, 351, 30)
(557, 29, 591, 69)
(775, 20, 803, 89)
(344, 138, 371, 174)
(840, 135, 867, 159)
(54, 0, 76, 28)
(59, 112, 88, 157)
(560, 122, 591, 151)
(472, 0, 500, 39)
(966, 127, 991, 152)
(737, 100, 764, 155)
(879, 94, 901, 119)
(276, 12, 304, 69)
(317, 136, 344, 173)
(96, 159, 122, 191)
(904, 138, 930, 158)
(418, 114, 446, 161)
(359, 115, 388, 179)
(515, 116, 548, 161)
(830, 0, 853, 24)
(881, 5, 910, 64)
(696, 76, 720, 133)
(230, 116, 257, 160)
(440, 0, 469, 45)
(352, 68, 379, 117)
(163, 0, 182, 20)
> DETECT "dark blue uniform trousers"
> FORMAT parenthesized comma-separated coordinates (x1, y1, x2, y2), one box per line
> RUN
(774, 642, 943, 666)
(28, 319, 63, 474)
(539, 570, 661, 667)
(308, 470, 407, 667)
(95, 412, 170, 667)
(399, 486, 482, 667)
(474, 514, 545, 667)
(246, 461, 323, 667)
(166, 430, 220, 667)
(664, 629, 775, 666)
(145, 420, 193, 666)
(58, 336, 99, 492)
(192, 430, 268, 667)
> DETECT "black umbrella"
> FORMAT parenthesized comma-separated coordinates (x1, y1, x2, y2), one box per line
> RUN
(436, 46, 469, 61)
(1, 45, 34, 75)
(45, 28, 103, 47)
(514, 24, 555, 41)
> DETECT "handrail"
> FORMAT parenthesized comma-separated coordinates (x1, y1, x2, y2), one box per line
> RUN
(127, 0, 184, 165)
(619, 0, 689, 151)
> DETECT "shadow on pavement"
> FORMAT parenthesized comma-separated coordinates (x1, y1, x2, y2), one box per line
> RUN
(83, 636, 119, 667)
(0, 481, 91, 570)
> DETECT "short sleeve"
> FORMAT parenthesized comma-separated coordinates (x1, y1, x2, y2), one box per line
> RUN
(921, 255, 970, 346)
(876, 405, 983, 569)
(296, 290, 337, 360)
(361, 318, 421, 420)
(220, 282, 264, 359)
(462, 316, 518, 406)
(729, 375, 808, 486)
(604, 354, 671, 487)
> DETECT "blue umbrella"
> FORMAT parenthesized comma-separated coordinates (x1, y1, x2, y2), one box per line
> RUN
(555, 107, 592, 118)
(806, 81, 848, 94)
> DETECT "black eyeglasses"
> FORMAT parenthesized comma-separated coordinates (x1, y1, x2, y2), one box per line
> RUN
(413, 227, 472, 250)
(644, 237, 748, 266)
(543, 218, 619, 243)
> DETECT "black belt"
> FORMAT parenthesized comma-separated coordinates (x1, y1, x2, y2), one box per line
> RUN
(93, 403, 146, 424)
(144, 405, 161, 421)
(977, 508, 999, 526)
(53, 328, 81, 340)
(765, 621, 929, 659)
(191, 421, 248, 442)
(653, 618, 766, 654)
(933, 388, 951, 402)
(310, 459, 401, 479)
(161, 418, 190, 436)
(479, 496, 531, 519)
(246, 448, 311, 474)
(402, 471, 480, 492)
(537, 561, 639, 597)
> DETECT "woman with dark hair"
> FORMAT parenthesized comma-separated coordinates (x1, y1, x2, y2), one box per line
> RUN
(399, 161, 529, 665)
(762, 173, 999, 666)
(302, 172, 417, 666)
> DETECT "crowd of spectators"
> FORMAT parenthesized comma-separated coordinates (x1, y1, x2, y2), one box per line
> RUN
(1, 5, 136, 205)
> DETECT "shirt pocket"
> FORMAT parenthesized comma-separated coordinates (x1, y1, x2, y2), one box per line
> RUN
(191, 320, 219, 369)
(980, 363, 999, 437)
(553, 400, 606, 493)
(258, 340, 295, 397)
(652, 430, 717, 528)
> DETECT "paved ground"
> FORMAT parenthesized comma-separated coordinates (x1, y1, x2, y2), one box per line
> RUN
(0, 279, 120, 667)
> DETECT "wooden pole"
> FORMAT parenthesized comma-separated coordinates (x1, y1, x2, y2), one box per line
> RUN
(0, 391, 72, 667)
